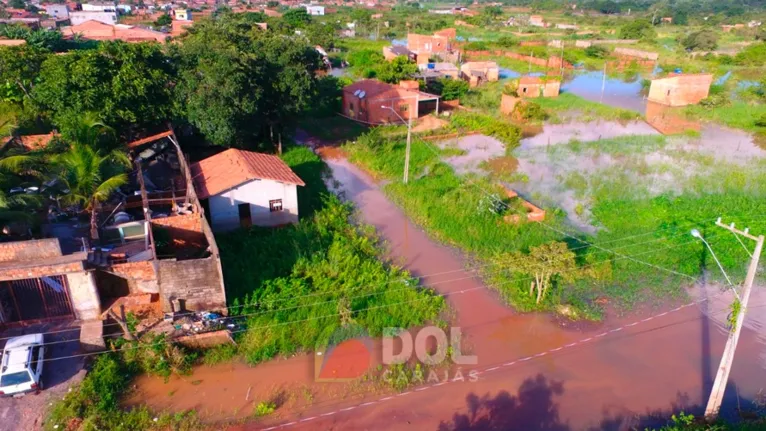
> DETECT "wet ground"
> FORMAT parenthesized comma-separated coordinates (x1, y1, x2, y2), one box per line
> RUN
(129, 151, 765, 431)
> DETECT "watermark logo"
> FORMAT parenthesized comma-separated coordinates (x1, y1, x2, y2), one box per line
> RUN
(314, 325, 477, 383)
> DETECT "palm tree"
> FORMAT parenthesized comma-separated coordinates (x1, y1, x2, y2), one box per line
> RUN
(53, 143, 130, 240)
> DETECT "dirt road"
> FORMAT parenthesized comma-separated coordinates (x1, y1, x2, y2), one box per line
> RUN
(128, 152, 764, 430)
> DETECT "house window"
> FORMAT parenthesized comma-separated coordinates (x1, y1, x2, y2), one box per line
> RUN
(238, 203, 251, 228)
(522, 87, 528, 93)
(667, 89, 671, 96)
(399, 104, 409, 112)
(269, 199, 283, 212)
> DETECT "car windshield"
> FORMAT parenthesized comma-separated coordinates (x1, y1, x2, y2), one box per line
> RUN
(0, 370, 31, 387)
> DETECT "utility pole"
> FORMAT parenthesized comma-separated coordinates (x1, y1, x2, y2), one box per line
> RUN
(704, 219, 764, 418)
(381, 94, 417, 184)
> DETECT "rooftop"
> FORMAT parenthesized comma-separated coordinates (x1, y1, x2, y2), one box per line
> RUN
(191, 149, 305, 199)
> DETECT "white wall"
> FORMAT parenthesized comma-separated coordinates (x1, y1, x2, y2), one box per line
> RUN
(208, 179, 299, 232)
(306, 6, 324, 15)
(70, 11, 117, 25)
(82, 3, 116, 12)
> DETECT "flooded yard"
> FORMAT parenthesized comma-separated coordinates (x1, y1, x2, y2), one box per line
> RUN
(435, 120, 766, 233)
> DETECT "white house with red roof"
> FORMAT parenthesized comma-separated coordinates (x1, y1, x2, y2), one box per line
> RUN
(190, 149, 305, 231)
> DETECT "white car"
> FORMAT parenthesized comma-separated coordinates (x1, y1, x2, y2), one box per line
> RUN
(0, 334, 45, 396)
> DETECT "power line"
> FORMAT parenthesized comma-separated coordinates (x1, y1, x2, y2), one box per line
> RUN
(38, 237, 715, 363)
(18, 227, 726, 349)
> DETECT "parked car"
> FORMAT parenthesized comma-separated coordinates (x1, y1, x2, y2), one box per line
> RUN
(0, 334, 45, 396)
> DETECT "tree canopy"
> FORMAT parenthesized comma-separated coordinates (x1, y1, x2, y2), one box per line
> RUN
(32, 42, 175, 135)
(618, 20, 657, 41)
(377, 56, 418, 84)
(682, 30, 719, 51)
(174, 16, 322, 148)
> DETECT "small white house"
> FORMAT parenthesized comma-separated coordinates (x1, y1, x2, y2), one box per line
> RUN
(82, 2, 117, 12)
(191, 149, 304, 232)
(69, 11, 118, 25)
(305, 5, 325, 16)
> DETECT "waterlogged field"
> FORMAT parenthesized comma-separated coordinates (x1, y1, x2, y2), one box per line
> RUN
(345, 116, 766, 318)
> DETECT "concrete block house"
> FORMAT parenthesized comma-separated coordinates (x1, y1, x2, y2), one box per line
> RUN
(648, 74, 714, 107)
(191, 149, 305, 231)
(342, 79, 441, 124)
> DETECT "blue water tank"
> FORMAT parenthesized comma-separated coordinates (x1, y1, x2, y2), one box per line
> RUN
(674, 68, 682, 74)
(427, 63, 435, 69)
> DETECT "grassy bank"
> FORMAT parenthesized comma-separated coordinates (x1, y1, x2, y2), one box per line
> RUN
(534, 93, 642, 122)
(685, 101, 766, 134)
(217, 145, 445, 363)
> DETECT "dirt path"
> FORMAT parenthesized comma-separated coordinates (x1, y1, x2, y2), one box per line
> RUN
(127, 151, 765, 431)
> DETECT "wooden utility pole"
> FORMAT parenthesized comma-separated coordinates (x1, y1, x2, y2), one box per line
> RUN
(704, 219, 764, 418)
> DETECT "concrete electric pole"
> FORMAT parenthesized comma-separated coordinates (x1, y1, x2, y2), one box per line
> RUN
(704, 219, 764, 418)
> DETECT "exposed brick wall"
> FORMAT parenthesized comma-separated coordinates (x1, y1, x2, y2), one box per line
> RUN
(463, 51, 572, 69)
(433, 28, 456, 39)
(0, 238, 62, 262)
(158, 256, 226, 312)
(0, 261, 85, 281)
(501, 94, 521, 115)
(407, 33, 451, 55)
(109, 261, 159, 294)
(151, 213, 207, 259)
(614, 47, 659, 61)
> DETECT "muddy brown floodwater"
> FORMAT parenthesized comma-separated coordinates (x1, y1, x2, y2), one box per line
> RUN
(127, 151, 765, 431)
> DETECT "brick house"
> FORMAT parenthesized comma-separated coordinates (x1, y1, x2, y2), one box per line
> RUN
(383, 45, 417, 62)
(518, 76, 560, 98)
(647, 73, 713, 107)
(407, 30, 455, 58)
(191, 149, 305, 231)
(342, 79, 441, 124)
(528, 15, 545, 27)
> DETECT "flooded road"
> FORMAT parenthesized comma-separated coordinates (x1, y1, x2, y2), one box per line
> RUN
(128, 152, 765, 430)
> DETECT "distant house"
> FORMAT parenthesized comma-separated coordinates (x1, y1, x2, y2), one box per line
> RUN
(614, 47, 659, 61)
(44, 4, 70, 19)
(661, 17, 672, 24)
(62, 20, 167, 42)
(191, 149, 305, 231)
(174, 9, 191, 21)
(528, 15, 545, 27)
(305, 5, 325, 15)
(555, 23, 577, 30)
(460, 61, 499, 87)
(82, 2, 117, 12)
(647, 73, 713, 107)
(342, 79, 441, 124)
(417, 62, 460, 80)
(69, 11, 118, 25)
(383, 45, 417, 62)
(407, 32, 452, 56)
(518, 76, 560, 98)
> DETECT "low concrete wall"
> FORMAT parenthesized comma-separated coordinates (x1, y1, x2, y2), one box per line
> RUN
(158, 256, 226, 312)
(67, 271, 101, 321)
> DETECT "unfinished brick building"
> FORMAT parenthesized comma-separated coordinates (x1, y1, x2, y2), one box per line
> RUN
(0, 129, 228, 330)
(460, 61, 500, 87)
(647, 73, 714, 107)
(518, 76, 561, 98)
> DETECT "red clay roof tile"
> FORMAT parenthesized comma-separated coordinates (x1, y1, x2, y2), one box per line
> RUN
(190, 149, 305, 199)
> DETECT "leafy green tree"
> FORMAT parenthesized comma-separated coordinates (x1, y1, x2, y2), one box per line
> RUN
(377, 55, 417, 84)
(496, 36, 518, 48)
(282, 8, 311, 29)
(154, 13, 171, 27)
(494, 241, 578, 305)
(427, 78, 468, 101)
(175, 16, 322, 148)
(618, 20, 656, 41)
(0, 24, 64, 51)
(32, 42, 175, 135)
(306, 22, 337, 48)
(483, 5, 503, 19)
(0, 45, 48, 103)
(682, 30, 718, 51)
(8, 0, 25, 9)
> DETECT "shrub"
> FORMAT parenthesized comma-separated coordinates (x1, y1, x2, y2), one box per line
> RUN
(254, 401, 276, 416)
(755, 114, 766, 128)
(734, 42, 766, 66)
(496, 36, 518, 48)
(699, 92, 730, 108)
(514, 101, 548, 121)
(584, 45, 610, 59)
(449, 112, 522, 148)
(618, 20, 656, 41)
(682, 30, 718, 51)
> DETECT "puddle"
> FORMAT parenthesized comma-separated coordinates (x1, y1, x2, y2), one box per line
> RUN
(436, 134, 507, 175)
(330, 67, 349, 77)
(518, 120, 658, 149)
(561, 71, 646, 112)
(715, 70, 732, 85)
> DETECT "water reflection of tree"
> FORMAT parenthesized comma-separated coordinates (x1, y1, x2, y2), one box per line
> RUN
(437, 374, 570, 431)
